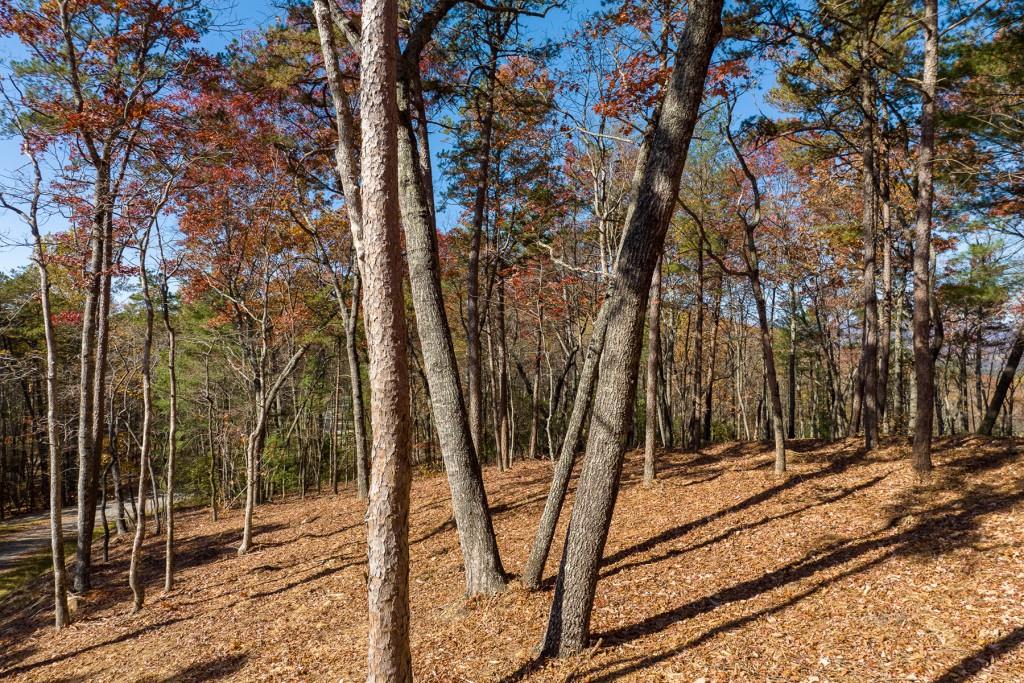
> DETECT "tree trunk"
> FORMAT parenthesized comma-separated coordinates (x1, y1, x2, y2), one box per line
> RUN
(522, 302, 610, 590)
(129, 231, 155, 613)
(395, 67, 507, 594)
(466, 52, 499, 460)
(343, 283, 370, 500)
(644, 259, 662, 485)
(912, 0, 938, 473)
(787, 283, 798, 439)
(29, 183, 71, 628)
(361, 0, 413, 675)
(541, 1, 722, 655)
(859, 63, 880, 451)
(691, 243, 705, 449)
(161, 278, 178, 593)
(74, 167, 109, 594)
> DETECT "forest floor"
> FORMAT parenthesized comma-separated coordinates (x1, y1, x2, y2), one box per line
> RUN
(1, 436, 1023, 682)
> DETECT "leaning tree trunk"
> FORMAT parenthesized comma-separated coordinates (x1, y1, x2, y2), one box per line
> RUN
(979, 322, 1024, 435)
(748, 266, 786, 474)
(238, 344, 308, 555)
(912, 0, 939, 473)
(361, 0, 413, 676)
(394, 71, 507, 595)
(521, 302, 610, 590)
(541, 0, 723, 656)
(343, 280, 370, 500)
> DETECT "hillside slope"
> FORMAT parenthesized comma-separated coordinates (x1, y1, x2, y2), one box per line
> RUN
(2, 437, 1023, 682)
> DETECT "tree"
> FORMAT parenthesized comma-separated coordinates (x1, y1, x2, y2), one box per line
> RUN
(541, 0, 723, 656)
(359, 0, 414, 674)
(911, 0, 938, 473)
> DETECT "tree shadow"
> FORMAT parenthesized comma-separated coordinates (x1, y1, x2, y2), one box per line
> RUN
(135, 653, 249, 682)
(0, 616, 187, 678)
(595, 480, 1024, 648)
(507, 441, 1024, 682)
(931, 626, 1024, 683)
(599, 443, 865, 570)
(600, 472, 888, 581)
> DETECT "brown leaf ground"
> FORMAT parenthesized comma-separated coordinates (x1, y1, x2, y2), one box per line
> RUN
(2, 436, 1023, 682)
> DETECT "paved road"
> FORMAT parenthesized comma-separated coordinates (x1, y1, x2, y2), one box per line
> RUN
(0, 502, 124, 575)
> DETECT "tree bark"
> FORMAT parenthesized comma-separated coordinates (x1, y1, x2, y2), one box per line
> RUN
(25, 159, 71, 628)
(361, 0, 413, 675)
(129, 229, 155, 613)
(912, 0, 938, 473)
(161, 265, 178, 593)
(396, 69, 507, 595)
(644, 259, 662, 485)
(541, 0, 722, 655)
(73, 165, 109, 594)
(522, 302, 610, 590)
(859, 63, 880, 451)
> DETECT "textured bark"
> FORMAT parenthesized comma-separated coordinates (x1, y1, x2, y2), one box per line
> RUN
(912, 0, 938, 473)
(361, 0, 413, 675)
(859, 64, 880, 451)
(541, 0, 722, 655)
(396, 72, 507, 595)
(878, 220, 893, 426)
(979, 322, 1024, 435)
(703, 282, 722, 442)
(787, 284, 797, 439)
(522, 302, 610, 590)
(749, 269, 786, 474)
(643, 260, 662, 485)
(466, 52, 499, 458)
(73, 167, 108, 594)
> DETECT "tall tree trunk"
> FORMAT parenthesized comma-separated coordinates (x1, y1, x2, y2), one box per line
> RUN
(691, 243, 705, 449)
(343, 281, 370, 500)
(703, 280, 722, 442)
(27, 165, 71, 627)
(466, 54, 499, 459)
(129, 230, 155, 613)
(878, 230, 893, 426)
(912, 0, 938, 473)
(74, 167, 109, 594)
(395, 68, 507, 594)
(787, 283, 798, 439)
(528, 268, 544, 460)
(644, 260, 662, 485)
(859, 63, 880, 451)
(161, 272, 178, 593)
(238, 344, 309, 554)
(361, 0, 413, 673)
(541, 1, 722, 655)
